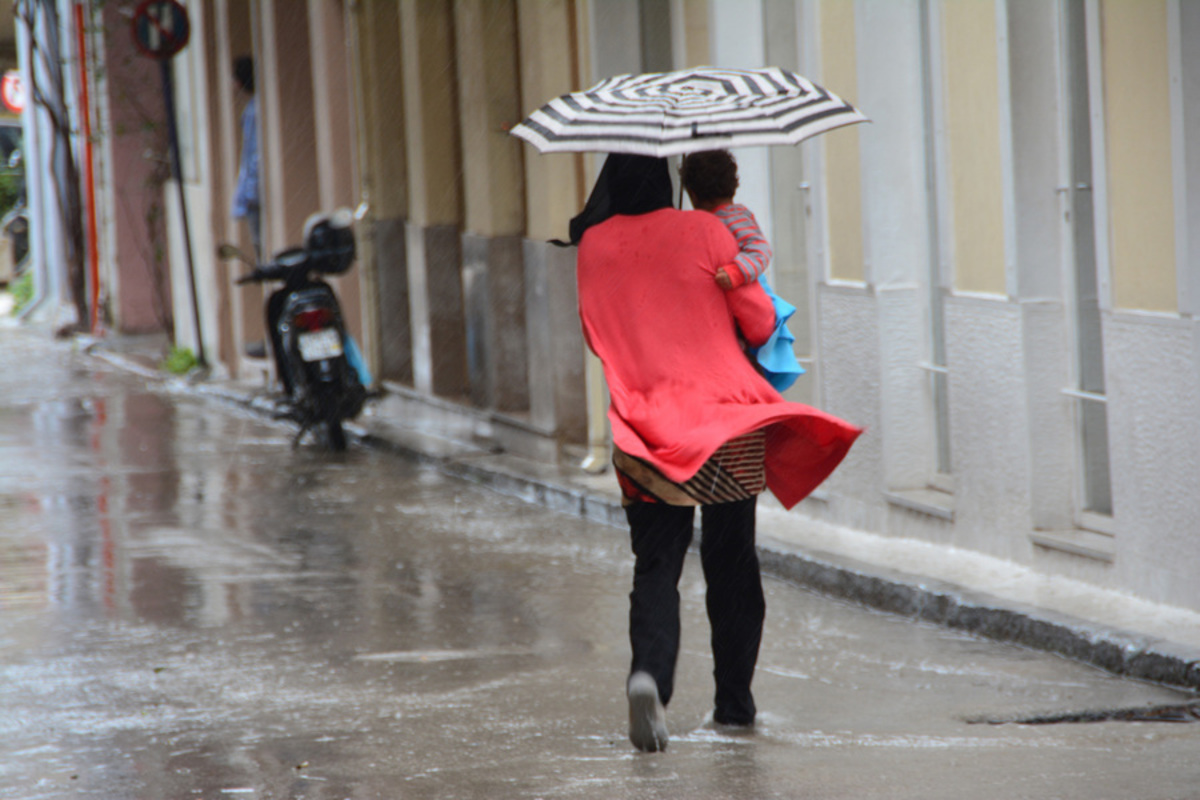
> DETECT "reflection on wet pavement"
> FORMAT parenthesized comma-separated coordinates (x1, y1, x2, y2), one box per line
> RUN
(0, 330, 1197, 800)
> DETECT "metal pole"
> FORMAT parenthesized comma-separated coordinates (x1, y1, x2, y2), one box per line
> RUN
(160, 56, 205, 367)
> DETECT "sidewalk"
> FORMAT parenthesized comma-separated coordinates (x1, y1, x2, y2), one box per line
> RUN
(85, 331, 1200, 693)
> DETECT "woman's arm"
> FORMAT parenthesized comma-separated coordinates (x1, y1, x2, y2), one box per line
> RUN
(726, 281, 776, 347)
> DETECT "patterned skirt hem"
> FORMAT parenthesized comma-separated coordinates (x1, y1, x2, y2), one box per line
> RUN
(613, 429, 767, 506)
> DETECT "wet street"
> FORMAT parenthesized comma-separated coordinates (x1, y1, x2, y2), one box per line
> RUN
(0, 325, 1197, 800)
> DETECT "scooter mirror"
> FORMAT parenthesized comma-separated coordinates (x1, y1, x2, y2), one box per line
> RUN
(217, 243, 253, 265)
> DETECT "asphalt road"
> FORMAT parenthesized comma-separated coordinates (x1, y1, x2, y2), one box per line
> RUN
(0, 326, 1197, 800)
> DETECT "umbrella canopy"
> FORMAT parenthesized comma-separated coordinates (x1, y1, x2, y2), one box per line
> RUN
(510, 66, 867, 157)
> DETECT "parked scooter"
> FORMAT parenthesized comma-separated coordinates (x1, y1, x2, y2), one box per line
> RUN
(2, 201, 29, 276)
(226, 208, 369, 450)
(1, 150, 28, 280)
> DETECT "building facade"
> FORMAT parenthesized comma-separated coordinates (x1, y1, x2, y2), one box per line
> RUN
(35, 0, 1200, 612)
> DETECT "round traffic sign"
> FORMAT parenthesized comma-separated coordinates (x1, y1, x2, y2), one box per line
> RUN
(131, 0, 191, 59)
(1, 71, 24, 114)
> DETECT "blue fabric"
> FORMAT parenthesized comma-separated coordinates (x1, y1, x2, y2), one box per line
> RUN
(749, 278, 805, 393)
(232, 98, 259, 219)
(343, 333, 373, 388)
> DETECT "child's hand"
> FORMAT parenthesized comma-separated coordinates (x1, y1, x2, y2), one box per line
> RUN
(715, 265, 747, 290)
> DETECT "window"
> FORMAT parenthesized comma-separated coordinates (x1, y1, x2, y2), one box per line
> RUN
(1062, 0, 1113, 525)
(921, 0, 953, 490)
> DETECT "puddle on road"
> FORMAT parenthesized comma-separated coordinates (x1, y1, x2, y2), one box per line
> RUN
(354, 647, 535, 663)
(972, 701, 1200, 725)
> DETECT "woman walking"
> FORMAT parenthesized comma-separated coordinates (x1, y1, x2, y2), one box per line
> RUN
(572, 154, 861, 751)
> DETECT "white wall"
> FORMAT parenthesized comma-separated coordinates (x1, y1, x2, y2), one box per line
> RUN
(166, 2, 223, 373)
(707, 0, 773, 246)
(1105, 314, 1200, 607)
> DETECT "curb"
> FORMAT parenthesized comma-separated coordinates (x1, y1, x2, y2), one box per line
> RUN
(85, 338, 1200, 693)
(753, 543, 1200, 690)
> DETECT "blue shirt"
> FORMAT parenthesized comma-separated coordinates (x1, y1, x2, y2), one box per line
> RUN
(232, 97, 259, 218)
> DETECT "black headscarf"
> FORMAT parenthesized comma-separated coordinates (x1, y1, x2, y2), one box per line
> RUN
(561, 154, 674, 245)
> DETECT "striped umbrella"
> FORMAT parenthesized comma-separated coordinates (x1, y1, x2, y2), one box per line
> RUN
(510, 66, 867, 157)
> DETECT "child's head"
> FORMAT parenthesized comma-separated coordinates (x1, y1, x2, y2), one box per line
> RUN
(679, 149, 739, 208)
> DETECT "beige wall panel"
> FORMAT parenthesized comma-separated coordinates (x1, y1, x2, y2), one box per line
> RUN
(683, 0, 709, 67)
(820, 0, 864, 283)
(942, 0, 1006, 296)
(400, 0, 462, 227)
(1102, 0, 1177, 312)
(356, 1, 407, 219)
(517, 0, 583, 243)
(308, 0, 362, 340)
(309, 0, 356, 211)
(260, 0, 321, 248)
(455, 0, 525, 237)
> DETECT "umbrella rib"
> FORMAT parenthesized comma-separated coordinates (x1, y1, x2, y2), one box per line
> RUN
(525, 101, 864, 136)
(536, 95, 854, 132)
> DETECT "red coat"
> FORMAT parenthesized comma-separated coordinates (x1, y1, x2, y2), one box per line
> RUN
(577, 208, 860, 510)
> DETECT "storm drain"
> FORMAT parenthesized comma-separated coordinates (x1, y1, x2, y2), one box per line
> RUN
(969, 701, 1200, 725)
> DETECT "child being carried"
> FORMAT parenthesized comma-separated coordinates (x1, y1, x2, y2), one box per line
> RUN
(679, 149, 804, 393)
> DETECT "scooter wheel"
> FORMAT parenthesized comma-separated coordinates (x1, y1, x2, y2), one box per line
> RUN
(325, 417, 347, 452)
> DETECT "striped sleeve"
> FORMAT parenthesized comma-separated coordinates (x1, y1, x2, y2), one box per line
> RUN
(715, 204, 772, 285)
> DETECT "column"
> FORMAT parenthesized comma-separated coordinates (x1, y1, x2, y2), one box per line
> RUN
(348, 0, 411, 384)
(211, 0, 261, 376)
(400, 0, 467, 398)
(455, 0, 528, 411)
(518, 0, 586, 443)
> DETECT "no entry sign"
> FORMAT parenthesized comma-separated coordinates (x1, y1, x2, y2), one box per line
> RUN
(132, 0, 190, 59)
(1, 71, 24, 114)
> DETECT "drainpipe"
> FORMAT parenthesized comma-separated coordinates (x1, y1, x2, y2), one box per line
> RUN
(73, 1, 99, 333)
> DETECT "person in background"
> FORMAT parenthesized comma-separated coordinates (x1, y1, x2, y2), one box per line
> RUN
(232, 55, 260, 261)
(231, 55, 277, 369)
(572, 153, 861, 752)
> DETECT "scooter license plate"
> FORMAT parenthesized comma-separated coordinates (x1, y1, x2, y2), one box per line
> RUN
(298, 328, 343, 361)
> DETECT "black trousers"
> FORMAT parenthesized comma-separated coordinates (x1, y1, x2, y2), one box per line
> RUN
(625, 497, 763, 725)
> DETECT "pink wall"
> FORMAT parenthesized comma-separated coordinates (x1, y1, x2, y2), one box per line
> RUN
(101, 2, 172, 334)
